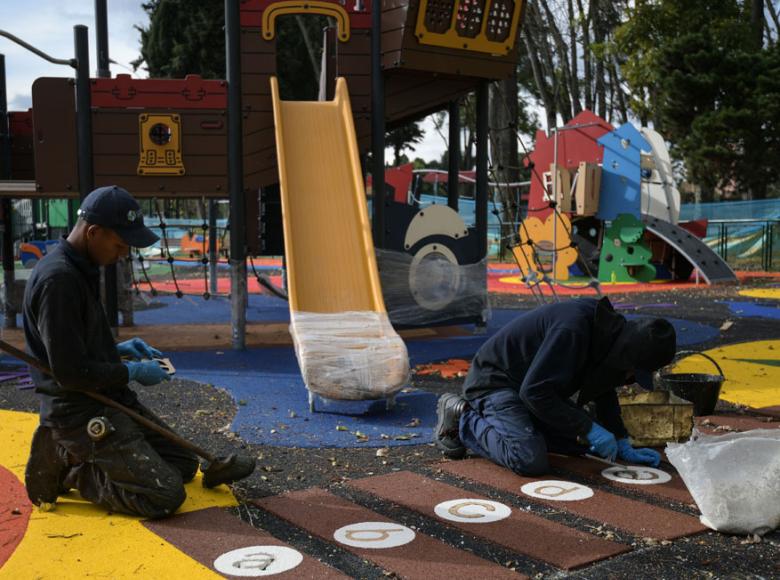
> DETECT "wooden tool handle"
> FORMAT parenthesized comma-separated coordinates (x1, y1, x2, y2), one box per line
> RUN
(0, 339, 215, 462)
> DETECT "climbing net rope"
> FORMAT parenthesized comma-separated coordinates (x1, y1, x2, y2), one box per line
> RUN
(152, 199, 184, 299)
(196, 197, 211, 300)
(474, 86, 603, 303)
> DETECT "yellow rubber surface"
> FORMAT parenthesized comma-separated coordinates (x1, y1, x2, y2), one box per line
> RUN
(270, 77, 386, 314)
(0, 409, 235, 579)
(738, 288, 780, 300)
(673, 340, 780, 409)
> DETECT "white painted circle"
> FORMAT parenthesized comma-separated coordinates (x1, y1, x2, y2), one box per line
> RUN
(520, 480, 594, 501)
(333, 521, 415, 549)
(434, 498, 511, 523)
(601, 466, 672, 485)
(213, 545, 303, 577)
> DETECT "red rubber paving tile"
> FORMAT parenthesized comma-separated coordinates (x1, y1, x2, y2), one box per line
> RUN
(143, 507, 346, 579)
(0, 465, 32, 568)
(348, 471, 629, 570)
(547, 455, 694, 504)
(696, 414, 780, 434)
(756, 406, 780, 419)
(254, 487, 523, 580)
(438, 458, 706, 540)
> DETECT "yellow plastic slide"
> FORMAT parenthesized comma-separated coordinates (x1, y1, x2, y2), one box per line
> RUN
(270, 77, 409, 403)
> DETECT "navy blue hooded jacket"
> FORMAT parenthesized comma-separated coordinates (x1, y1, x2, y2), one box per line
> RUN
(463, 298, 628, 439)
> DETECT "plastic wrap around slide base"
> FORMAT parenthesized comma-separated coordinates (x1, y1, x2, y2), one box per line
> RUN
(291, 311, 410, 401)
(666, 429, 780, 536)
(377, 249, 490, 327)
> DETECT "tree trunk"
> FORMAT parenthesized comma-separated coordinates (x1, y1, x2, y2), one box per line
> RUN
(489, 75, 521, 261)
(522, 22, 557, 131)
(577, 0, 593, 111)
(751, 0, 765, 48)
(767, 0, 780, 35)
(593, 19, 607, 118)
(609, 58, 629, 124)
(567, 0, 582, 115)
(540, 0, 576, 120)
(295, 15, 321, 80)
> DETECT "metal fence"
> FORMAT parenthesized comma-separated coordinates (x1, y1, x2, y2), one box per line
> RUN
(708, 219, 779, 271)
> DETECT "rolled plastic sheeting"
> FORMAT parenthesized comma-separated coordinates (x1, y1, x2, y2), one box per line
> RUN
(291, 310, 410, 400)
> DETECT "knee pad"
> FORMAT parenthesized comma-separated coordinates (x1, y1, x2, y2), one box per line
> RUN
(144, 483, 186, 519)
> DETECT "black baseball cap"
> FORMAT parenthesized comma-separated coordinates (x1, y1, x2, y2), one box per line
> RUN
(77, 186, 159, 248)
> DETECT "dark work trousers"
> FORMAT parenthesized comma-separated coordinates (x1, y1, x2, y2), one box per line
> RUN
(459, 388, 588, 476)
(52, 402, 199, 519)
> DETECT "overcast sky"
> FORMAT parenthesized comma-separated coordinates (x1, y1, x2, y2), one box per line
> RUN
(0, 0, 446, 162)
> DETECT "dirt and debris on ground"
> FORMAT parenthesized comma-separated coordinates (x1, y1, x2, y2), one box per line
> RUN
(2, 287, 779, 577)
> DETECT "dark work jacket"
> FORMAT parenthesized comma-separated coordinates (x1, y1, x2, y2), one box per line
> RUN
(23, 238, 133, 428)
(463, 298, 628, 439)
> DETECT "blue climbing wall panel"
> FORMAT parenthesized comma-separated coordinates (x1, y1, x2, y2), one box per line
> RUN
(596, 123, 651, 221)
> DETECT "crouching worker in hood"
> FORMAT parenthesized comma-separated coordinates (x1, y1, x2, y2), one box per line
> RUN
(23, 186, 197, 518)
(434, 297, 676, 475)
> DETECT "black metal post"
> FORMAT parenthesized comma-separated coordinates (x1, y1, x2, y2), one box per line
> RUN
(1, 54, 15, 329)
(447, 99, 460, 211)
(93, 2, 119, 330)
(764, 223, 770, 272)
(475, 81, 489, 258)
(74, 25, 93, 201)
(94, 0, 110, 77)
(371, 0, 386, 247)
(226, 0, 246, 349)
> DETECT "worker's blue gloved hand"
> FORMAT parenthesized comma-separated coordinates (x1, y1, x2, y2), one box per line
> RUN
(617, 438, 661, 467)
(125, 360, 170, 386)
(117, 337, 162, 360)
(586, 422, 618, 462)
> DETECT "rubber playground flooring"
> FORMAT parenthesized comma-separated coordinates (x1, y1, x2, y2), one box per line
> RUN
(1, 282, 780, 577)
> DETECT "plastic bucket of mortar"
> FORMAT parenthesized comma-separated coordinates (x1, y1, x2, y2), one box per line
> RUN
(654, 351, 725, 416)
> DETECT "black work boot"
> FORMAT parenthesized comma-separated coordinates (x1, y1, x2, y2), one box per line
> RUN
(435, 393, 468, 459)
(25, 426, 71, 506)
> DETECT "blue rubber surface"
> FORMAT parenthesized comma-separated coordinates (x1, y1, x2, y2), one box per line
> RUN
(170, 309, 717, 448)
(134, 294, 289, 326)
(173, 348, 435, 448)
(722, 300, 780, 320)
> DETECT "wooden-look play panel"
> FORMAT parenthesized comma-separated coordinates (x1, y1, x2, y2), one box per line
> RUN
(347, 471, 629, 569)
(254, 488, 524, 579)
(438, 458, 706, 540)
(144, 506, 347, 579)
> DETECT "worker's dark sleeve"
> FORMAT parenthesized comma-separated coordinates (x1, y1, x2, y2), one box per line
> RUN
(36, 276, 129, 392)
(518, 329, 593, 438)
(593, 389, 629, 439)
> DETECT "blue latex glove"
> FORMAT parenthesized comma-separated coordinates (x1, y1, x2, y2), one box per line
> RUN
(586, 422, 618, 462)
(117, 338, 162, 360)
(617, 438, 661, 467)
(125, 360, 170, 386)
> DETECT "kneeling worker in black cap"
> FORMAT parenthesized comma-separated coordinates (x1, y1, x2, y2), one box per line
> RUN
(23, 186, 198, 518)
(435, 297, 676, 474)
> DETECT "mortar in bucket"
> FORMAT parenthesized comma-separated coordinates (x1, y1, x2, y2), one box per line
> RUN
(654, 350, 725, 416)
